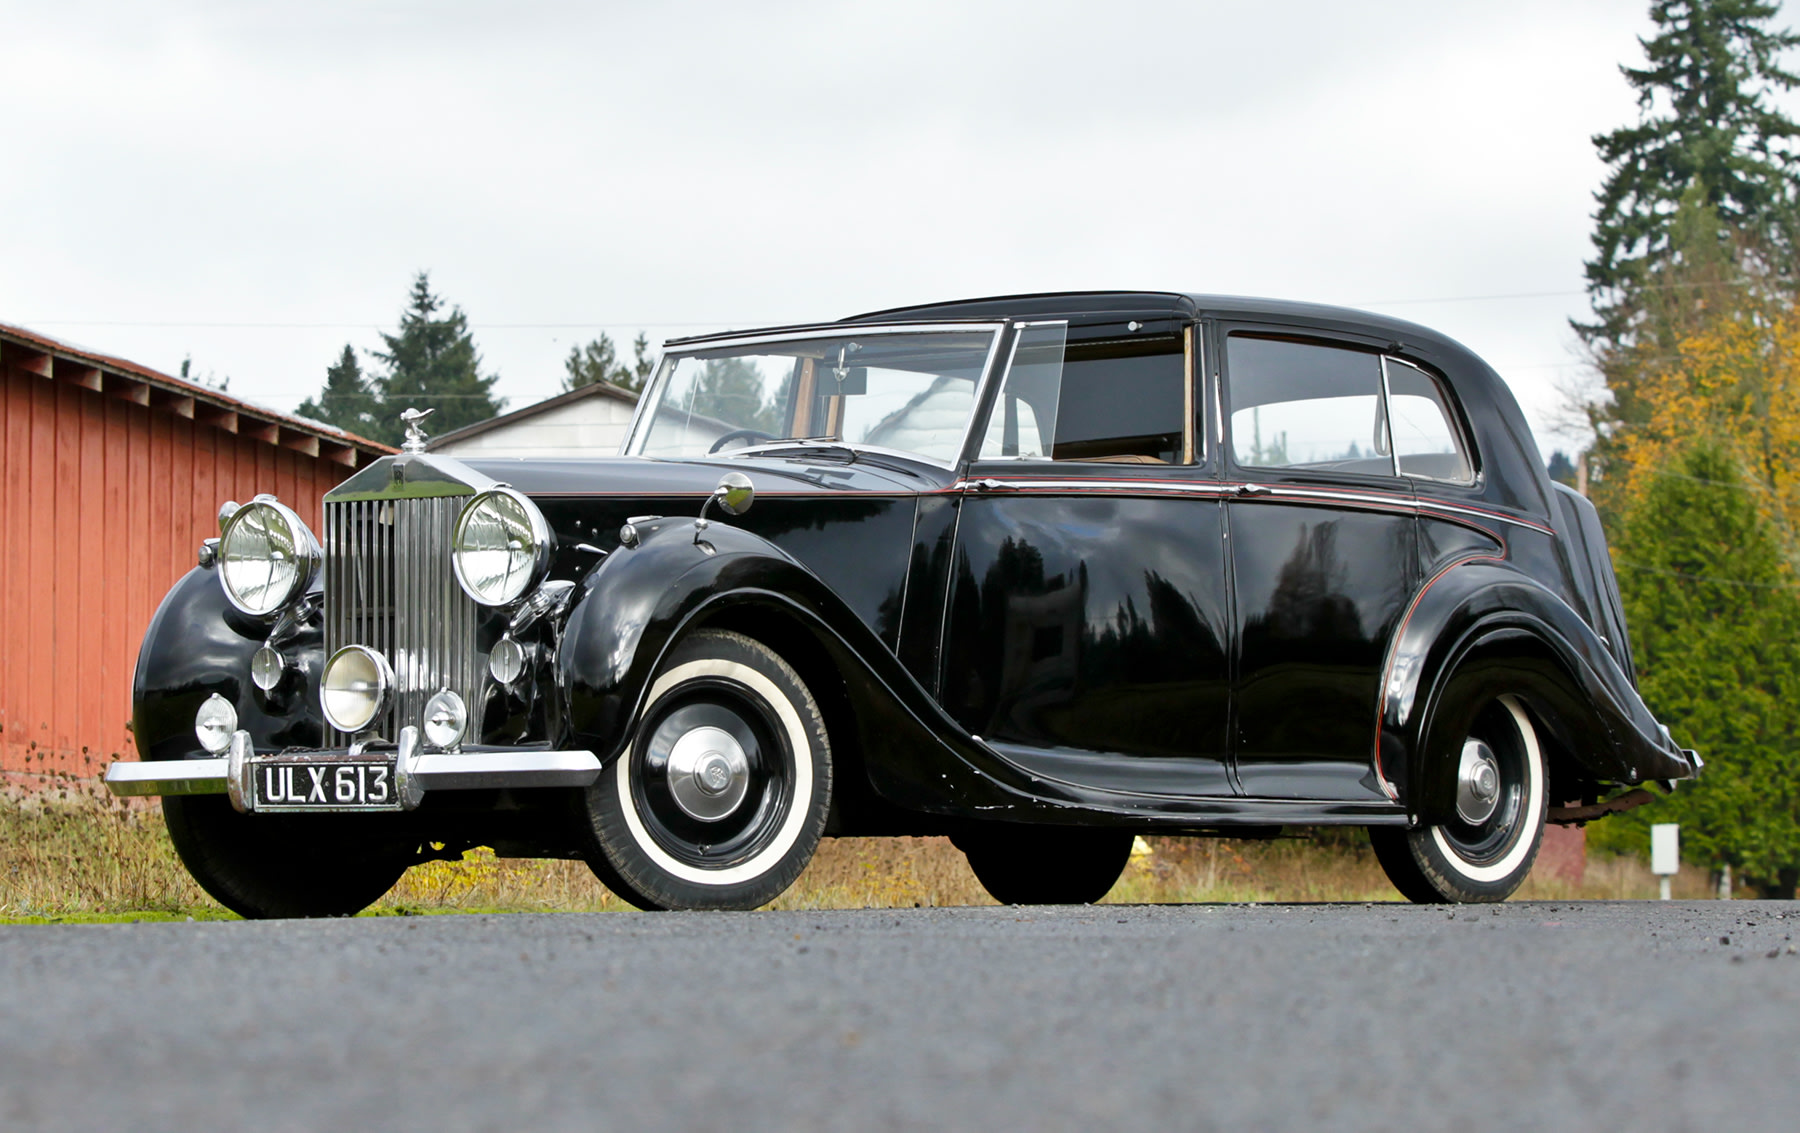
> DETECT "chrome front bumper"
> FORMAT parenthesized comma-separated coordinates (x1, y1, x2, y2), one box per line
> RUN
(105, 727, 601, 813)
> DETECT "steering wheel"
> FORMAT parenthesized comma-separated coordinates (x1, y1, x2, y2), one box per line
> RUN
(708, 428, 778, 454)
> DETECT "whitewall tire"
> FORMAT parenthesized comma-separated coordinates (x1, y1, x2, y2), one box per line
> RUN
(1372, 694, 1547, 903)
(579, 630, 831, 910)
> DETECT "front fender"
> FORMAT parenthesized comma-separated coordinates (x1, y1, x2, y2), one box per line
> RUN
(1379, 558, 1695, 819)
(557, 518, 816, 757)
(131, 567, 325, 762)
(555, 517, 1086, 819)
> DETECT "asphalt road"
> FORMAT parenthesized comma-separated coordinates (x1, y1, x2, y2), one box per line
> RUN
(2, 902, 1797, 1132)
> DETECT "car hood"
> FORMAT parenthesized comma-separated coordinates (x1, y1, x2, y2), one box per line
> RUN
(451, 453, 946, 499)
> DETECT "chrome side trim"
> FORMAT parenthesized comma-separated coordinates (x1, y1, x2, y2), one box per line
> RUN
(948, 477, 1555, 535)
(105, 759, 230, 797)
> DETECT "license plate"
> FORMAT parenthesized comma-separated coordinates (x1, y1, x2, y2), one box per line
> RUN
(251, 756, 401, 812)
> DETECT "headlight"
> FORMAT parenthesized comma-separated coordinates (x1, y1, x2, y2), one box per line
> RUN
(218, 497, 321, 617)
(321, 645, 393, 735)
(452, 489, 551, 607)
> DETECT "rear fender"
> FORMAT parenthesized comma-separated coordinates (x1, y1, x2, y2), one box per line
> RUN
(1379, 559, 1693, 822)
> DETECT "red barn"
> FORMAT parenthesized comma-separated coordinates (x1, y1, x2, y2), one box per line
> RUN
(0, 323, 393, 789)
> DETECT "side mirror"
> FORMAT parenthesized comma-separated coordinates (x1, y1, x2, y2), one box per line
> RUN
(713, 472, 755, 516)
(695, 472, 755, 543)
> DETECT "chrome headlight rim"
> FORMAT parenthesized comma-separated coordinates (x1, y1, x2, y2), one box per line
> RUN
(194, 692, 238, 755)
(451, 488, 553, 608)
(217, 497, 322, 618)
(422, 689, 469, 750)
(320, 644, 394, 736)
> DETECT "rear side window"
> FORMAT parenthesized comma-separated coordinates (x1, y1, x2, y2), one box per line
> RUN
(1227, 336, 1393, 475)
(1225, 335, 1473, 483)
(1384, 358, 1472, 482)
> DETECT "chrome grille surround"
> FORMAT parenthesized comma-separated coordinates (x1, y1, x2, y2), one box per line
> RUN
(323, 456, 490, 746)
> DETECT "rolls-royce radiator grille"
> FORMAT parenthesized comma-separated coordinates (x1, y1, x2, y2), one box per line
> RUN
(324, 496, 482, 745)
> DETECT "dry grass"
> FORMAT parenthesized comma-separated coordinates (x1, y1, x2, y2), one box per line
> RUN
(0, 780, 208, 918)
(0, 787, 1721, 919)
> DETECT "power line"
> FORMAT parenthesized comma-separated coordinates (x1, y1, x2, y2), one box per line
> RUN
(13, 320, 759, 330)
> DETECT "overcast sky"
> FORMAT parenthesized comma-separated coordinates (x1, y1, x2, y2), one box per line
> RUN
(4, 0, 1781, 456)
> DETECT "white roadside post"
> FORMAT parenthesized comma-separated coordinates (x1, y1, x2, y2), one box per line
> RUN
(1651, 823, 1679, 901)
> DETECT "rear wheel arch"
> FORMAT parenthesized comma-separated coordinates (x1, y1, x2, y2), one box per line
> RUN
(1408, 625, 1603, 825)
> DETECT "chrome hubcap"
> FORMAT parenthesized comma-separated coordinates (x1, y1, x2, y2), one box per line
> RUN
(1455, 739, 1501, 825)
(665, 725, 750, 821)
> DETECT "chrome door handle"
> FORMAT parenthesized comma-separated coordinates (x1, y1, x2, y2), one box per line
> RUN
(1235, 483, 1272, 497)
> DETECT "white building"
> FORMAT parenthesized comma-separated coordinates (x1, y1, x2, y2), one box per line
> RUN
(428, 381, 639, 459)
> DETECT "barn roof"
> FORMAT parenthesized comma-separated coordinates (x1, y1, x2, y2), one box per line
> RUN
(0, 321, 395, 466)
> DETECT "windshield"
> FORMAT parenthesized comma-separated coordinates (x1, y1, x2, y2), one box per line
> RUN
(632, 328, 998, 464)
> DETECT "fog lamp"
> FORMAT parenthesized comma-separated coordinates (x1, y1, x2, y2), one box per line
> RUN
(321, 645, 392, 735)
(194, 693, 237, 754)
(423, 690, 468, 749)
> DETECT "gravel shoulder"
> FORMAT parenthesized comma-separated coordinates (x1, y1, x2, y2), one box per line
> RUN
(2, 901, 1797, 1132)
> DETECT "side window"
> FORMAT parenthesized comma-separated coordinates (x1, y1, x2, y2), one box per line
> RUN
(1383, 358, 1473, 482)
(1227, 336, 1392, 474)
(982, 325, 1189, 463)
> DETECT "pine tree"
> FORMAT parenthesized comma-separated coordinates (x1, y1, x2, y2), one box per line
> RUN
(563, 332, 656, 394)
(1606, 441, 1800, 896)
(297, 344, 376, 437)
(367, 273, 505, 446)
(1580, 1, 1800, 351)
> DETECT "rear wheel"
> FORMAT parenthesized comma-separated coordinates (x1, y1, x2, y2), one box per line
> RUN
(162, 794, 412, 918)
(1371, 694, 1547, 903)
(956, 825, 1134, 905)
(579, 630, 832, 910)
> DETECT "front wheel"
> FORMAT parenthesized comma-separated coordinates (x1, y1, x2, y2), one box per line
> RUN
(578, 630, 832, 910)
(162, 794, 413, 918)
(1371, 694, 1547, 903)
(955, 825, 1135, 905)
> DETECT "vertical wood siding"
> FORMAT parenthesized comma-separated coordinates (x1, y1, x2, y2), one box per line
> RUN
(1, 355, 356, 784)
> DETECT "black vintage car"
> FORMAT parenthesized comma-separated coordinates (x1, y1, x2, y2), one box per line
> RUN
(107, 291, 1698, 915)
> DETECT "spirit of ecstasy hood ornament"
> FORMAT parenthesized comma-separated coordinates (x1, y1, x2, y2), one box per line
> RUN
(400, 407, 434, 453)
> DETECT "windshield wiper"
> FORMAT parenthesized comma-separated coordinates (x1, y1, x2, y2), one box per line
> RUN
(731, 438, 931, 479)
(735, 437, 857, 463)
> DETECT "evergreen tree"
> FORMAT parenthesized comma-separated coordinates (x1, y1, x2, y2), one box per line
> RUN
(563, 331, 656, 394)
(1546, 450, 1578, 486)
(690, 357, 780, 432)
(1580, 0, 1800, 351)
(297, 344, 377, 437)
(367, 273, 505, 446)
(1607, 441, 1800, 896)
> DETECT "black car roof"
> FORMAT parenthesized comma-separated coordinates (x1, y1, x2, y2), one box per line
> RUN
(668, 290, 1462, 361)
(843, 290, 1466, 355)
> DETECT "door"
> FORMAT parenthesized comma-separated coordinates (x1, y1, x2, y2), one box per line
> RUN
(1219, 331, 1419, 802)
(942, 319, 1236, 798)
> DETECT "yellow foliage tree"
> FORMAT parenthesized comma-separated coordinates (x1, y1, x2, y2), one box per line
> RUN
(1611, 302, 1800, 546)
